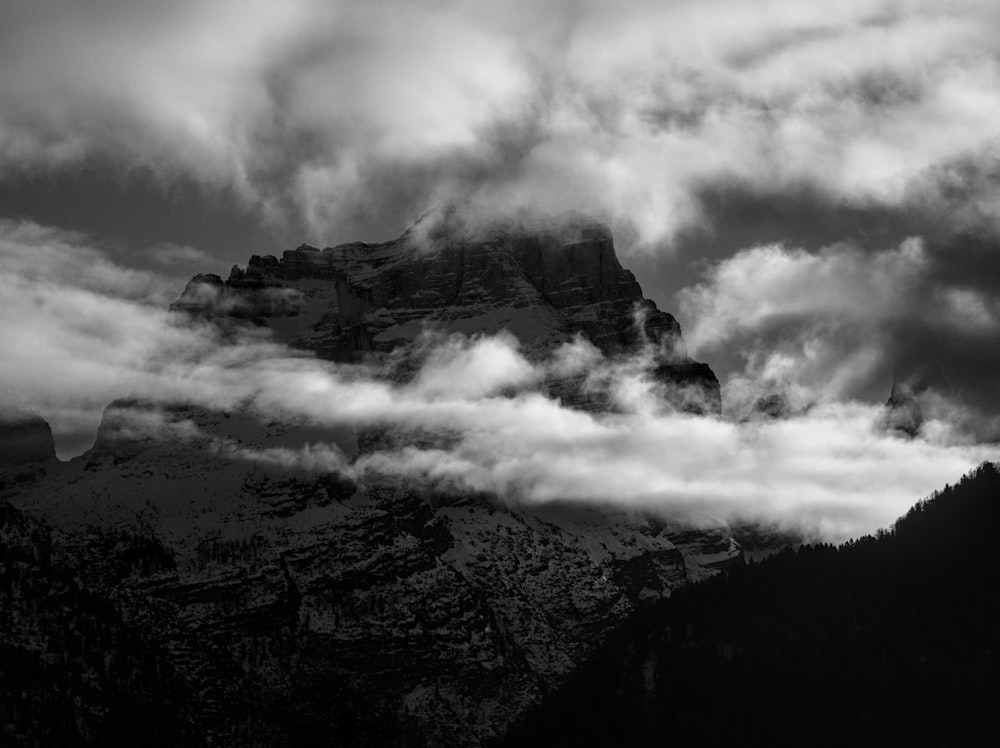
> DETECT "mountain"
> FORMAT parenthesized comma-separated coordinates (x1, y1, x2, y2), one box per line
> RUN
(508, 462, 1000, 747)
(0, 210, 737, 746)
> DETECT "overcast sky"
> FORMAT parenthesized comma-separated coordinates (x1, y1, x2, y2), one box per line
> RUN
(2, 1, 999, 533)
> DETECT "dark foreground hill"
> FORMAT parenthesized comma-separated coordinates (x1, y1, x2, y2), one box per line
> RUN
(507, 462, 1000, 747)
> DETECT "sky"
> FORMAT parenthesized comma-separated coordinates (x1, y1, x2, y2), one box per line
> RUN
(2, 0, 1000, 539)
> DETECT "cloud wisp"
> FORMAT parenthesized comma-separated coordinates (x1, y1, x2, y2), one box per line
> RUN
(2, 220, 995, 543)
(3, 0, 1000, 250)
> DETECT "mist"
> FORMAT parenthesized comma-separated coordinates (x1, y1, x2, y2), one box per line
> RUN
(2, 218, 995, 544)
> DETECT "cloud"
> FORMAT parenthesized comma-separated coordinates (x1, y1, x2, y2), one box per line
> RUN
(139, 242, 216, 271)
(676, 237, 1000, 424)
(351, 400, 994, 541)
(679, 238, 928, 351)
(2, 219, 995, 543)
(410, 332, 539, 399)
(3, 1, 1000, 250)
(0, 220, 180, 302)
(0, 218, 250, 450)
(111, 371, 997, 544)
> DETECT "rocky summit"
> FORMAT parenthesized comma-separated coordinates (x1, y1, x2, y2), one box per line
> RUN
(0, 209, 737, 747)
(174, 206, 720, 415)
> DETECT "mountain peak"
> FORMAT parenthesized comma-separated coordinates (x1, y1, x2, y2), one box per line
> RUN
(174, 209, 720, 414)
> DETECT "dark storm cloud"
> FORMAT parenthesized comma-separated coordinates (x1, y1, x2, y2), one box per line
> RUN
(3, 0, 1000, 251)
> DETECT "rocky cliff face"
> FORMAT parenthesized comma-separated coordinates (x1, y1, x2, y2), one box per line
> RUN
(174, 207, 721, 415)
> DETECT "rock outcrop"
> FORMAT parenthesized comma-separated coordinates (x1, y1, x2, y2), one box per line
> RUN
(0, 406, 56, 465)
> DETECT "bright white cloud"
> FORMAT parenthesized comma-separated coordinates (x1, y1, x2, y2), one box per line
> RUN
(411, 332, 539, 399)
(679, 238, 928, 352)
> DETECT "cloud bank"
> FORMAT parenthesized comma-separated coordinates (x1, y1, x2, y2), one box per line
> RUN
(677, 236, 1000, 432)
(2, 220, 995, 543)
(3, 0, 1000, 249)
